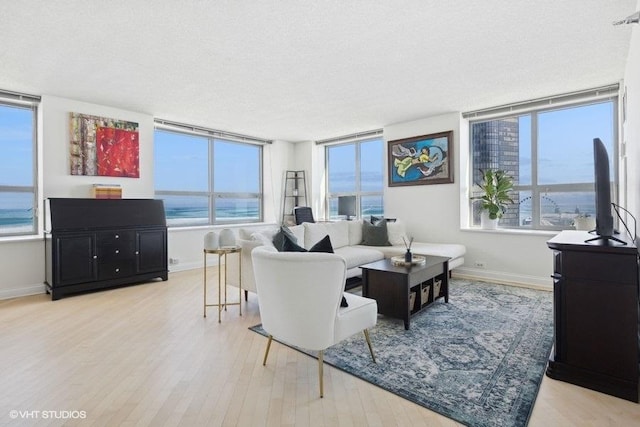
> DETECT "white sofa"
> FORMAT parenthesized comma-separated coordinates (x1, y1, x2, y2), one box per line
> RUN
(227, 219, 466, 297)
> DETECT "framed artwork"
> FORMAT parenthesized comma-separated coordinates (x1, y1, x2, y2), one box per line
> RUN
(388, 130, 453, 186)
(69, 112, 140, 178)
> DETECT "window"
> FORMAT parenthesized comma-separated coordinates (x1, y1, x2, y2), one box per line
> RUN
(468, 90, 617, 230)
(325, 136, 384, 221)
(154, 124, 263, 227)
(0, 94, 38, 237)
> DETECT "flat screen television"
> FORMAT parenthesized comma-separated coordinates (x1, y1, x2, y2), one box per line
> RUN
(338, 196, 357, 220)
(586, 138, 625, 245)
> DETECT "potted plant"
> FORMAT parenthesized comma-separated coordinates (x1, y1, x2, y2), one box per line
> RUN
(473, 169, 514, 229)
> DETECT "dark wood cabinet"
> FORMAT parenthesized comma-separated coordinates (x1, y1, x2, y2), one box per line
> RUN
(546, 230, 639, 402)
(45, 198, 168, 300)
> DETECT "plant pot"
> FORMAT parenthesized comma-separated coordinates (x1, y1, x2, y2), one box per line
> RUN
(480, 211, 499, 230)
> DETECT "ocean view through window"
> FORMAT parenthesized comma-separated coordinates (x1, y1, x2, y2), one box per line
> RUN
(154, 125, 262, 226)
(325, 136, 384, 220)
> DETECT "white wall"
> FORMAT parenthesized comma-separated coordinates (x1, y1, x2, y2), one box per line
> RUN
(623, 3, 640, 225)
(41, 95, 156, 198)
(0, 96, 295, 298)
(384, 113, 553, 287)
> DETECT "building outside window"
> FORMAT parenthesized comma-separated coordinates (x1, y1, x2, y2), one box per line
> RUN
(0, 95, 38, 237)
(154, 125, 263, 226)
(468, 89, 617, 230)
(324, 135, 384, 221)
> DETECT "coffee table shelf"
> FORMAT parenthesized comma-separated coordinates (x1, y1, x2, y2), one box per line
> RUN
(361, 256, 449, 330)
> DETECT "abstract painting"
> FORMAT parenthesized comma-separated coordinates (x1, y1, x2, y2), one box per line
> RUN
(70, 112, 139, 177)
(388, 131, 453, 186)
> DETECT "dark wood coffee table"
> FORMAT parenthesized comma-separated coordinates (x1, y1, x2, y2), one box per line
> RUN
(361, 256, 449, 329)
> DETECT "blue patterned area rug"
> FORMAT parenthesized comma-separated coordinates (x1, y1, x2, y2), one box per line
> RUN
(249, 279, 554, 427)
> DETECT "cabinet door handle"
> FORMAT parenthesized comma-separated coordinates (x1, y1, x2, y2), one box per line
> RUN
(115, 234, 119, 239)
(115, 268, 120, 273)
(115, 249, 119, 254)
(551, 273, 562, 280)
(93, 255, 97, 259)
(135, 251, 139, 255)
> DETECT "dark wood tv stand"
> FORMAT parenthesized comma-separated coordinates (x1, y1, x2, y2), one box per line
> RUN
(546, 230, 639, 402)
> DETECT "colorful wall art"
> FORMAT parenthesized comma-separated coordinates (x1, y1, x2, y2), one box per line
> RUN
(388, 131, 453, 186)
(70, 112, 140, 178)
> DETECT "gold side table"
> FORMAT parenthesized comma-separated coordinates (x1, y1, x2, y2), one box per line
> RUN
(203, 246, 242, 322)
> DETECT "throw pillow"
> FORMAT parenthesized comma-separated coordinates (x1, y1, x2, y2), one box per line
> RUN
(250, 232, 276, 248)
(361, 220, 392, 246)
(309, 234, 334, 253)
(273, 226, 299, 251)
(281, 234, 307, 252)
(387, 219, 409, 246)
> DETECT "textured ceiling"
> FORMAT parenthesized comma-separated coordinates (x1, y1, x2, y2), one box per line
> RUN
(0, 1, 637, 142)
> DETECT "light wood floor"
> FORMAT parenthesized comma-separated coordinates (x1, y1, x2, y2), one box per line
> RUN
(1, 269, 639, 427)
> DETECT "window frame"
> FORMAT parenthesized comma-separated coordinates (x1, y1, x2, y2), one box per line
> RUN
(466, 93, 618, 232)
(324, 136, 384, 221)
(0, 97, 39, 238)
(154, 126, 264, 227)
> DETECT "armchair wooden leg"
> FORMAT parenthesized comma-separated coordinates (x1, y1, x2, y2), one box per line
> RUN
(318, 350, 324, 398)
(263, 335, 273, 366)
(364, 329, 376, 363)
(244, 290, 248, 301)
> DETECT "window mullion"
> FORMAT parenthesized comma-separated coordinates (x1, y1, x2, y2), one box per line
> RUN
(530, 112, 541, 228)
(209, 138, 215, 224)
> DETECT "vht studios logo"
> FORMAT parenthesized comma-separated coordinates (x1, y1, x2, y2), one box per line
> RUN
(9, 410, 87, 420)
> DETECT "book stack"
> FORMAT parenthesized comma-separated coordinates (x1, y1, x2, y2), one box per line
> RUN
(92, 184, 122, 199)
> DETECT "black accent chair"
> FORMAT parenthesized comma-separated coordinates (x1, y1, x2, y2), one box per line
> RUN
(293, 206, 315, 225)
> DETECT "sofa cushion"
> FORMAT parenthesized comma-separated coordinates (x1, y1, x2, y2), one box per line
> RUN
(361, 220, 391, 246)
(358, 242, 466, 261)
(348, 219, 363, 245)
(240, 226, 277, 241)
(304, 221, 349, 249)
(387, 219, 409, 246)
(289, 224, 305, 244)
(250, 231, 276, 248)
(334, 246, 385, 270)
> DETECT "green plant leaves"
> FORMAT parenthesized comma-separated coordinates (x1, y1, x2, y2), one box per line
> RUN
(474, 169, 514, 219)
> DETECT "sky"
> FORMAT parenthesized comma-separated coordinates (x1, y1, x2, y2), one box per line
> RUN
(154, 130, 260, 193)
(0, 105, 33, 187)
(519, 101, 614, 185)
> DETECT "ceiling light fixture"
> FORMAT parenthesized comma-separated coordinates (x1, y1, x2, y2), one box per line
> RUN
(613, 10, 640, 25)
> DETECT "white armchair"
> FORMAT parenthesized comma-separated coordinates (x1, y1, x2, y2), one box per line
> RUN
(251, 245, 378, 398)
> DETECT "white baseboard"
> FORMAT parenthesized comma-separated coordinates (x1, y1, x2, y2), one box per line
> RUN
(452, 266, 552, 291)
(0, 283, 47, 300)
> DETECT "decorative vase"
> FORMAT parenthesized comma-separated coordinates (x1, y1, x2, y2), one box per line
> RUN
(204, 231, 219, 250)
(573, 216, 595, 231)
(404, 249, 412, 263)
(219, 228, 236, 248)
(480, 211, 498, 230)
